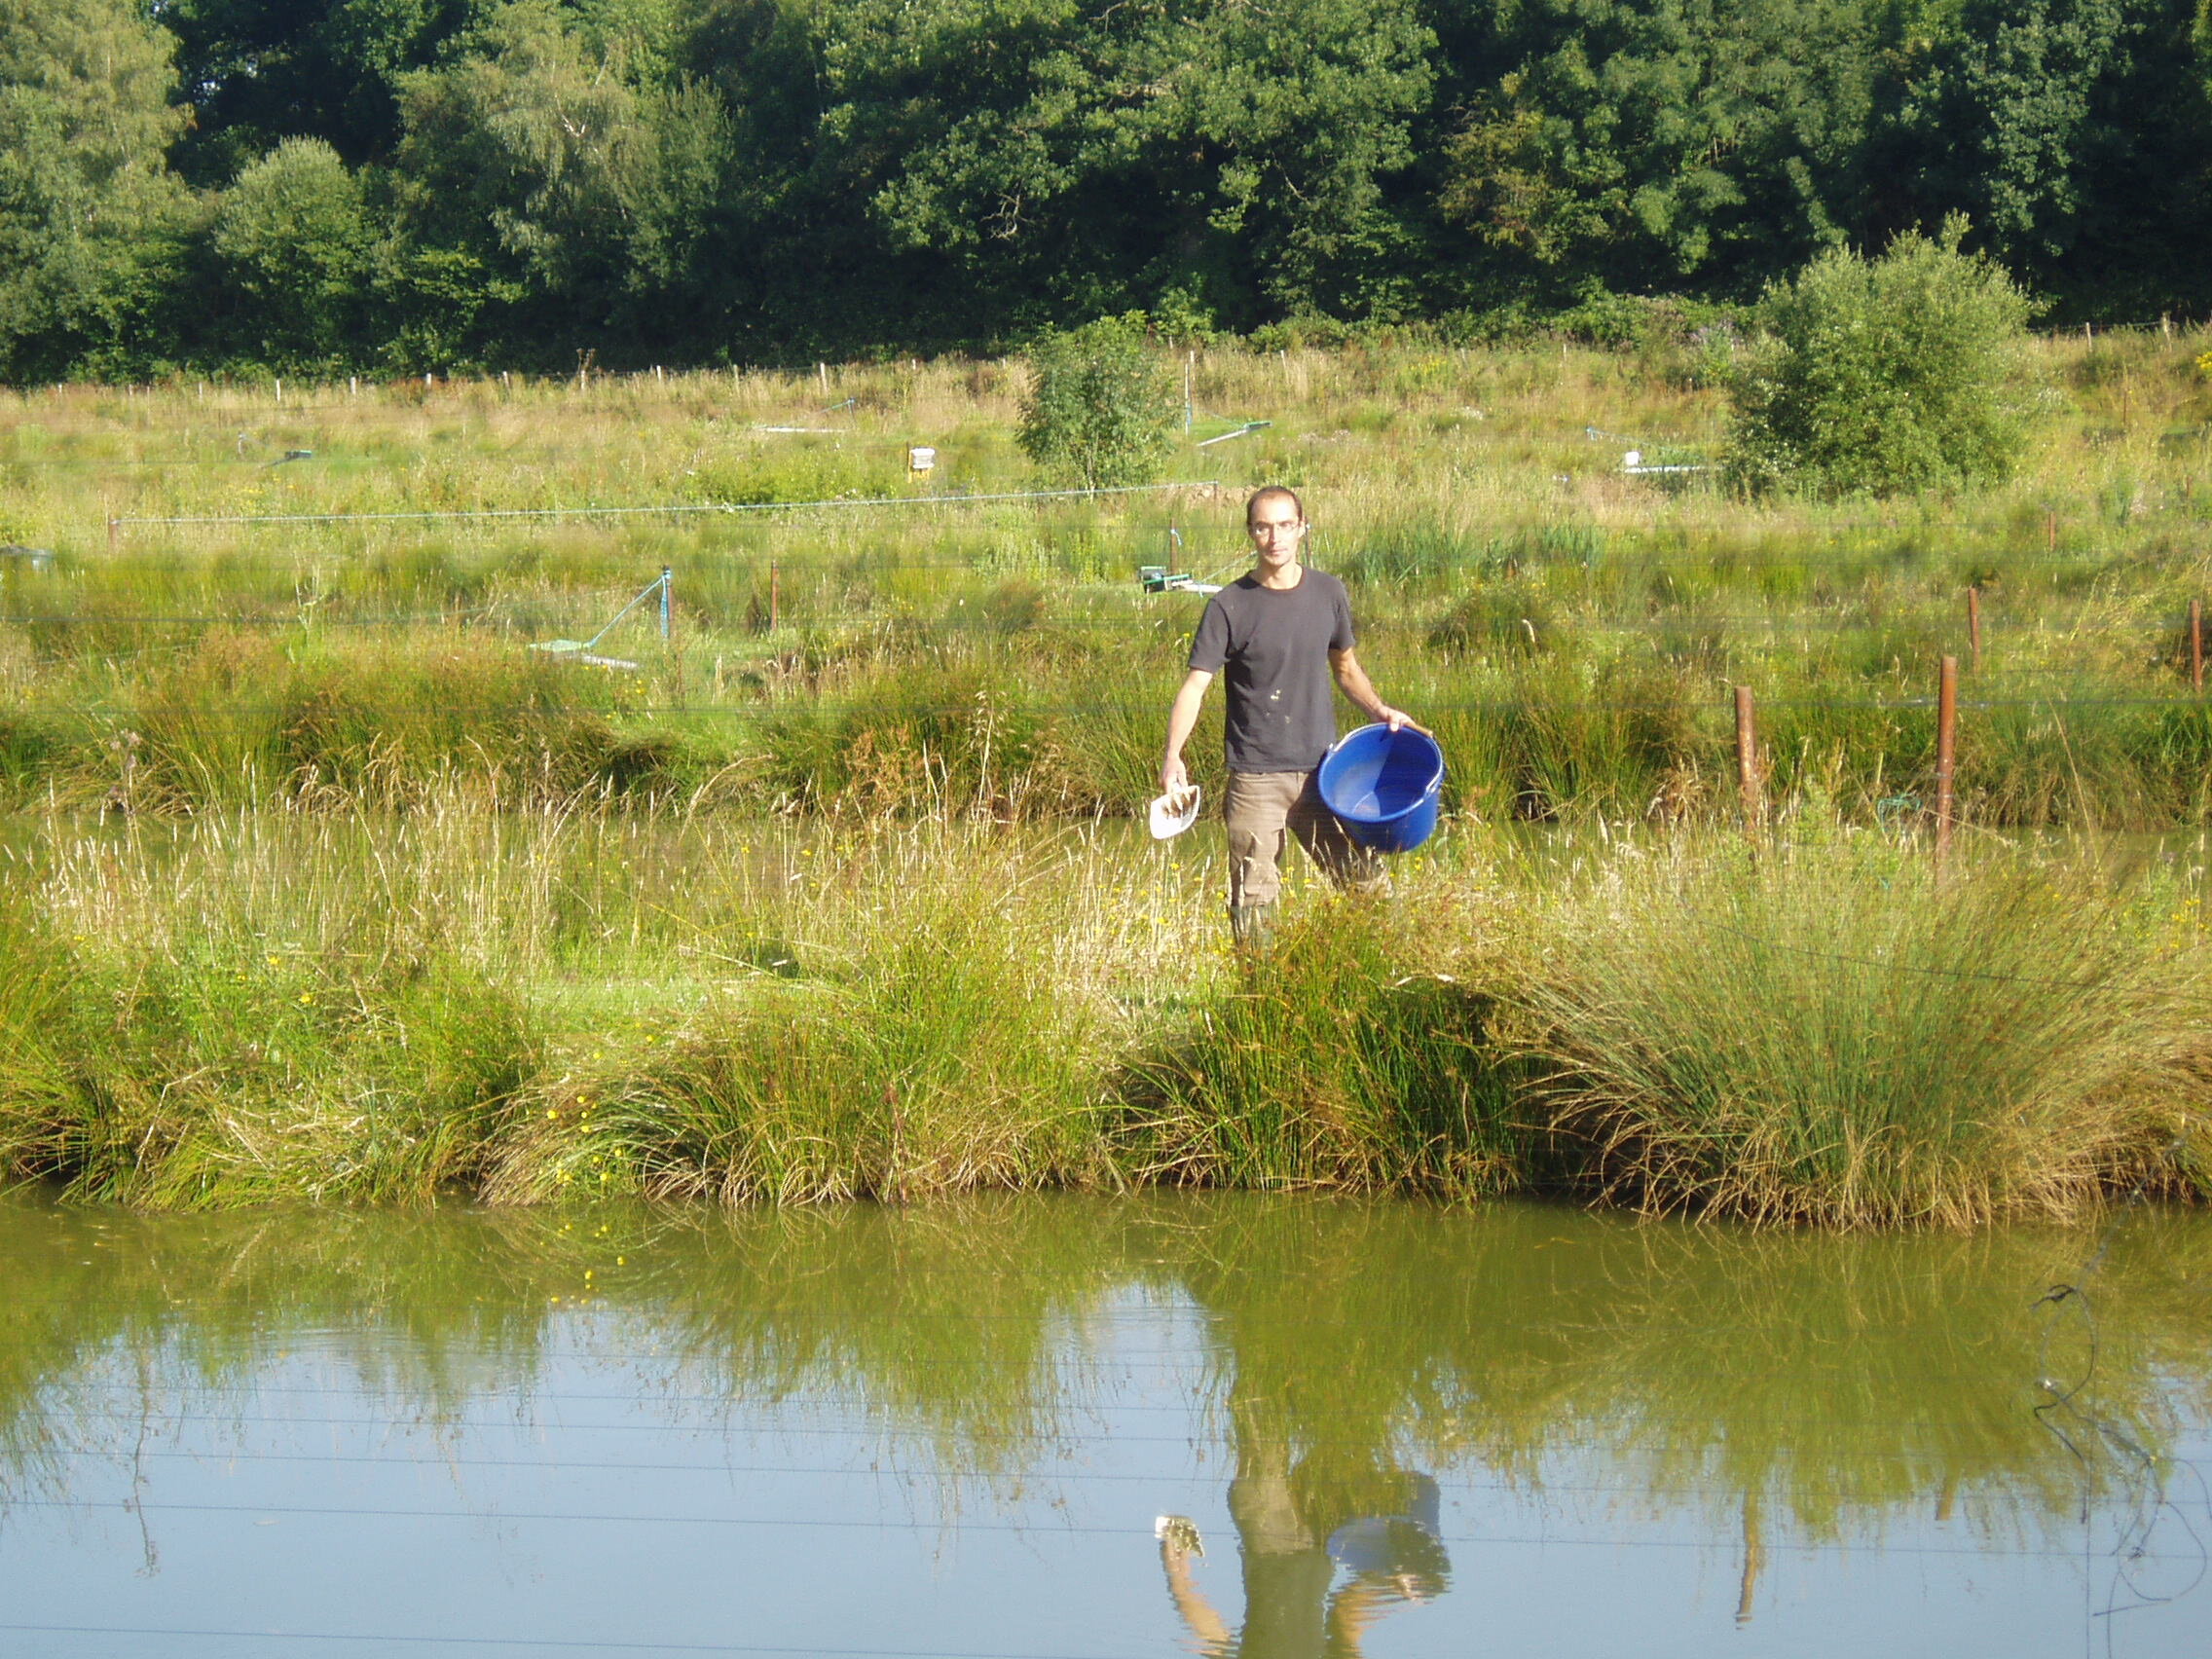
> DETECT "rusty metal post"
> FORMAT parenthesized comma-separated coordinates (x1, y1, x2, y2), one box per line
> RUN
(2193, 599, 2203, 694)
(1733, 685, 1760, 832)
(1967, 586, 1982, 673)
(1935, 655, 1958, 865)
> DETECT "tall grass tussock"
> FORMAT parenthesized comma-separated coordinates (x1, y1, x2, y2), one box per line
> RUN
(1522, 839, 2205, 1226)
(1117, 896, 1526, 1195)
(488, 844, 1113, 1204)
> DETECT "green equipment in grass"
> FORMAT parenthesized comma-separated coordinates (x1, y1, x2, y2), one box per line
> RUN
(532, 568, 671, 671)
(1138, 528, 1225, 596)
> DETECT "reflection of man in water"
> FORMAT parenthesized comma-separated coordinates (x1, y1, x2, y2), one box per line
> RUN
(1155, 1442, 1450, 1657)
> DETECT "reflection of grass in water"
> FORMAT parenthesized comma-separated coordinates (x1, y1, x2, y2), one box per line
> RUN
(1536, 1222, 2105, 1540)
(1, 1194, 2209, 1550)
(1133, 1196, 2212, 1546)
(637, 1196, 1135, 1479)
(0, 1194, 1135, 1495)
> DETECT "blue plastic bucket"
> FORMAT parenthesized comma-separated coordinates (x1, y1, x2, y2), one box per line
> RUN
(1317, 724, 1446, 853)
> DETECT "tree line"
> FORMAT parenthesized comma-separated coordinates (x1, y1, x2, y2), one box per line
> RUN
(1, 0, 2206, 380)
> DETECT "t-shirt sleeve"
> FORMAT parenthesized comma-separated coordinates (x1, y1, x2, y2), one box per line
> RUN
(1189, 595, 1231, 672)
(1329, 580, 1356, 651)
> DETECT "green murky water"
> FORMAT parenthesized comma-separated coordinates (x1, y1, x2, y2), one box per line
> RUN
(1, 1193, 2207, 1657)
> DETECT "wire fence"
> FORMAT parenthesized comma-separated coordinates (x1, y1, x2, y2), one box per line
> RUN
(0, 608, 2197, 643)
(103, 481, 1229, 535)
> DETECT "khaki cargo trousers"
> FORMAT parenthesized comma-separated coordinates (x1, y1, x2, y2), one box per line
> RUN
(1223, 769, 1386, 908)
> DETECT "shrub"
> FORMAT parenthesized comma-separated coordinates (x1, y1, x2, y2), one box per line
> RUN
(1016, 316, 1179, 488)
(1725, 221, 2033, 498)
(206, 138, 376, 371)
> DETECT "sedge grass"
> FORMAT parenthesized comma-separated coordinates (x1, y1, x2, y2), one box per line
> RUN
(1518, 833, 2209, 1227)
(485, 833, 1120, 1205)
(2, 790, 2205, 1224)
(1114, 894, 1529, 1195)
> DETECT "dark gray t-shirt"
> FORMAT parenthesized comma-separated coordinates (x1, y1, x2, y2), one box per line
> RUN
(1188, 569, 1355, 773)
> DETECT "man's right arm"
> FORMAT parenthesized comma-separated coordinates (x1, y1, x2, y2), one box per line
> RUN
(1161, 669, 1214, 793)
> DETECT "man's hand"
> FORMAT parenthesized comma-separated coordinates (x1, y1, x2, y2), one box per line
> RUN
(1156, 1514, 1204, 1563)
(1377, 705, 1430, 736)
(1161, 753, 1190, 794)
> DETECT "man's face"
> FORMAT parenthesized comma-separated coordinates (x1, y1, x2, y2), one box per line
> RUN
(1247, 498, 1306, 571)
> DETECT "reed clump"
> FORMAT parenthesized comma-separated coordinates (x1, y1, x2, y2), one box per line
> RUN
(0, 940, 534, 1205)
(487, 835, 1117, 1205)
(1115, 895, 1528, 1195)
(1518, 836, 2209, 1227)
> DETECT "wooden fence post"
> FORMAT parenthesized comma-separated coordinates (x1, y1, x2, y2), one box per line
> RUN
(769, 563, 780, 633)
(1967, 586, 1982, 673)
(2192, 599, 2203, 695)
(1734, 685, 1761, 833)
(1935, 655, 1958, 866)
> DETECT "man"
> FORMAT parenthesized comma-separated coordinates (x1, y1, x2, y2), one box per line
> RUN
(1161, 486, 1423, 945)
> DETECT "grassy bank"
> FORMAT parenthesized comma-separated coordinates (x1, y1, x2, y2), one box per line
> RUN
(1, 801, 2204, 1225)
(3, 334, 2210, 1225)
(1, 329, 2210, 829)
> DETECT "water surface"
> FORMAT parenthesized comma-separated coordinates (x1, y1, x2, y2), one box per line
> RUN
(2, 1194, 2207, 1657)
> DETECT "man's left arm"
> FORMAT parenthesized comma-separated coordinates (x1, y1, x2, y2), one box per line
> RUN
(1330, 647, 1427, 734)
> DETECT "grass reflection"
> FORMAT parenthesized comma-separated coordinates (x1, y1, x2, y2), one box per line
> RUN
(3, 1193, 2207, 1557)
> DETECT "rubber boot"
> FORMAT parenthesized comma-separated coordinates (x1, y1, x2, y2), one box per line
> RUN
(1228, 903, 1277, 951)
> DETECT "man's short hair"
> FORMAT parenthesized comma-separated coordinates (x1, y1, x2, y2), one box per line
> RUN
(1245, 485, 1305, 526)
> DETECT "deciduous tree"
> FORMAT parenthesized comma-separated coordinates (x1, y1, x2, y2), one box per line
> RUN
(0, 0, 196, 378)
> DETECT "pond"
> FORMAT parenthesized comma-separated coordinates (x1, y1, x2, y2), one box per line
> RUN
(2, 1193, 2207, 1657)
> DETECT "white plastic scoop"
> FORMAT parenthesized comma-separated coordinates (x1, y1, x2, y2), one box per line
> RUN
(1147, 784, 1201, 840)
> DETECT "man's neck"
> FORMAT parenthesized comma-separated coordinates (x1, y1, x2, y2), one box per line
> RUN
(1253, 558, 1304, 591)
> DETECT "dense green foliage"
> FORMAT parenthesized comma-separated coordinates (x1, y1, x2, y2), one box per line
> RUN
(1726, 224, 2035, 496)
(0, 0, 2207, 377)
(0, 0, 196, 380)
(1016, 317, 1180, 486)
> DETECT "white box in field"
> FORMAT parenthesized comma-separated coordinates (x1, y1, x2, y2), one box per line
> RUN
(907, 445, 937, 471)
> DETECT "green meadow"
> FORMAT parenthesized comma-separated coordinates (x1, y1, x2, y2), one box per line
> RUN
(2, 332, 2210, 1224)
